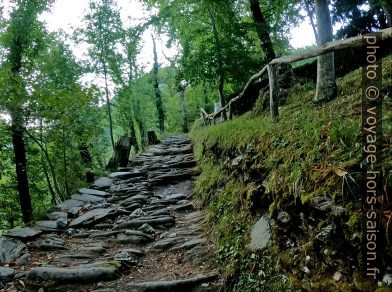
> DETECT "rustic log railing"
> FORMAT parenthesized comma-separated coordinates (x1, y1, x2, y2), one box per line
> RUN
(200, 27, 392, 125)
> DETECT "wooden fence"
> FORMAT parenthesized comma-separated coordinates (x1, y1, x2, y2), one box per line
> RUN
(200, 27, 392, 126)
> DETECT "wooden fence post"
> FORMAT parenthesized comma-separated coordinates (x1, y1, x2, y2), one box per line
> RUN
(228, 102, 233, 120)
(268, 64, 279, 120)
(200, 111, 207, 126)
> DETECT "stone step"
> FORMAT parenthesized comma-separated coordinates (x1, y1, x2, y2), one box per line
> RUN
(129, 274, 218, 291)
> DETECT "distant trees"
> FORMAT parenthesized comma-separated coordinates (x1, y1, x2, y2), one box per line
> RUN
(152, 36, 165, 132)
(1, 0, 54, 223)
(79, 0, 124, 151)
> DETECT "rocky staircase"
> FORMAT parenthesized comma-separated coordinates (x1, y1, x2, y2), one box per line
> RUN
(0, 136, 221, 292)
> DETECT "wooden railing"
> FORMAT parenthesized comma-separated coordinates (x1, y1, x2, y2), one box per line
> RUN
(200, 27, 392, 125)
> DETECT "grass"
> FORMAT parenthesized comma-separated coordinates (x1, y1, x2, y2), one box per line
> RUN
(190, 55, 392, 291)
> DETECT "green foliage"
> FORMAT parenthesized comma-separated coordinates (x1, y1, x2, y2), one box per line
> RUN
(190, 55, 392, 290)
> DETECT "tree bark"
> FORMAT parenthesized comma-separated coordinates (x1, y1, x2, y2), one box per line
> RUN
(10, 110, 32, 223)
(152, 36, 165, 133)
(178, 84, 189, 133)
(209, 9, 227, 121)
(41, 154, 58, 206)
(62, 130, 70, 198)
(249, 0, 276, 62)
(268, 64, 279, 120)
(314, 0, 336, 102)
(304, 0, 318, 43)
(97, 16, 115, 151)
(8, 20, 33, 223)
(102, 58, 115, 150)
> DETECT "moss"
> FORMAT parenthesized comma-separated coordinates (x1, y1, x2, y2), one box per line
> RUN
(190, 55, 392, 291)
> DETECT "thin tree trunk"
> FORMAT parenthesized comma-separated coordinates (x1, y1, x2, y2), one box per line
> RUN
(10, 110, 32, 223)
(97, 16, 115, 151)
(41, 154, 58, 205)
(102, 59, 115, 150)
(25, 127, 64, 201)
(314, 0, 336, 102)
(249, 0, 276, 62)
(304, 0, 318, 42)
(152, 36, 165, 132)
(62, 129, 70, 197)
(208, 10, 227, 121)
(179, 84, 189, 133)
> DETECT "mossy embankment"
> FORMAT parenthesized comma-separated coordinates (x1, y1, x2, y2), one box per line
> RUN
(189, 55, 392, 291)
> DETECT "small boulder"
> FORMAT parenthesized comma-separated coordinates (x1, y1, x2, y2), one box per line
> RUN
(247, 214, 271, 251)
(0, 236, 26, 263)
(4, 227, 43, 240)
(0, 267, 15, 283)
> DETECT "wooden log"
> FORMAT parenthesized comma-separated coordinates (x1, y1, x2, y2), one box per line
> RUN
(270, 27, 392, 65)
(207, 65, 268, 120)
(205, 27, 392, 121)
(268, 64, 279, 120)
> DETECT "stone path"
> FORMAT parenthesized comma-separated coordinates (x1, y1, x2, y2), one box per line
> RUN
(0, 136, 221, 292)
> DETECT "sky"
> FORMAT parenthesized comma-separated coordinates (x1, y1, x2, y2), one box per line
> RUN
(0, 0, 315, 122)
(39, 0, 180, 70)
(36, 0, 316, 69)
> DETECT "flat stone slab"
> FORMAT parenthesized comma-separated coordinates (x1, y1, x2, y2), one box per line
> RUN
(165, 193, 187, 203)
(58, 199, 85, 211)
(92, 177, 113, 190)
(4, 226, 43, 240)
(172, 238, 206, 251)
(109, 171, 146, 180)
(70, 208, 115, 228)
(47, 211, 68, 221)
(117, 233, 149, 245)
(149, 238, 179, 252)
(26, 261, 121, 285)
(36, 234, 67, 251)
(131, 274, 218, 291)
(123, 248, 144, 257)
(35, 220, 64, 231)
(114, 216, 175, 229)
(79, 188, 110, 198)
(71, 193, 105, 203)
(0, 267, 15, 283)
(0, 236, 26, 263)
(79, 246, 107, 256)
(247, 214, 271, 251)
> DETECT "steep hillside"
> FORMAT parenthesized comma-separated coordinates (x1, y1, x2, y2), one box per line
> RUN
(190, 55, 392, 291)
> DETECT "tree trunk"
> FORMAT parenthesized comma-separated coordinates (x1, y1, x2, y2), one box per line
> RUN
(304, 0, 318, 43)
(102, 59, 115, 150)
(249, 0, 276, 62)
(179, 84, 189, 133)
(62, 130, 70, 197)
(268, 64, 279, 120)
(209, 9, 227, 121)
(129, 118, 139, 152)
(10, 110, 32, 223)
(152, 36, 165, 133)
(41, 154, 58, 206)
(314, 0, 336, 102)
